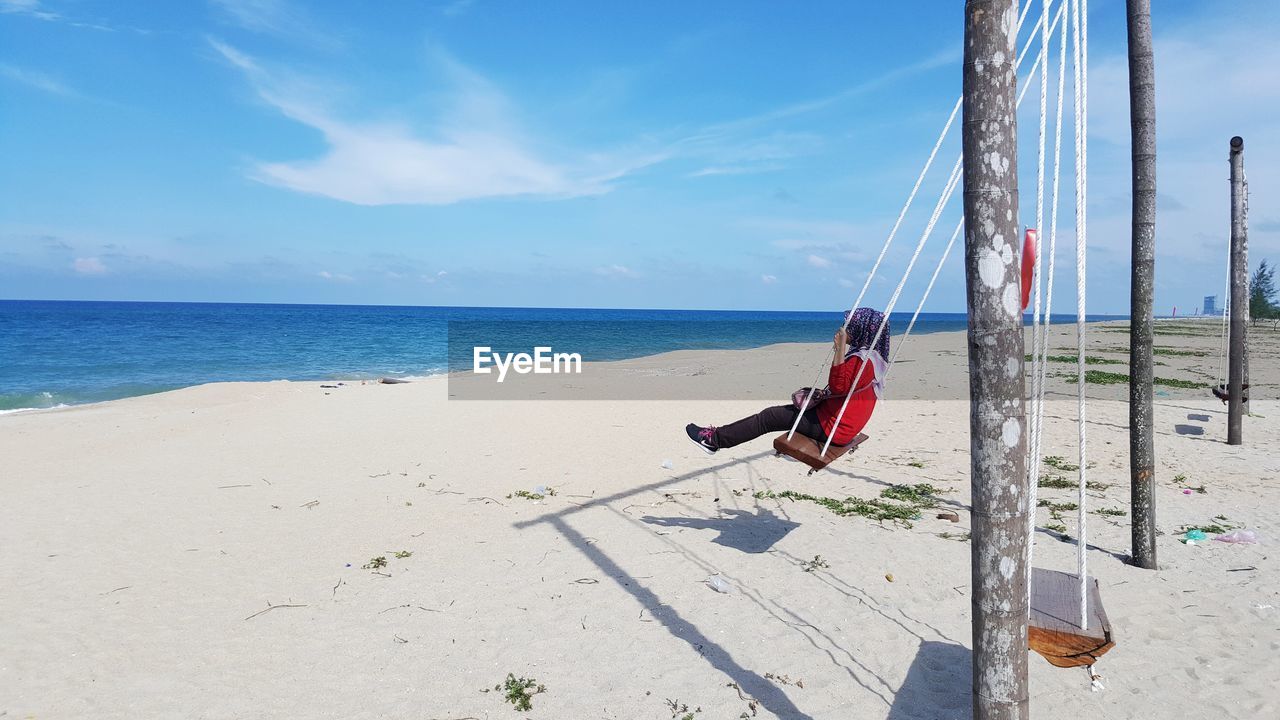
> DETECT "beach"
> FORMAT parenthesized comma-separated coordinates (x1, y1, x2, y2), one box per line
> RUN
(1, 320, 1276, 719)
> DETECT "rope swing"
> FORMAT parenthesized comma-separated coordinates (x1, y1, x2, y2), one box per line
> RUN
(1024, 0, 1115, 671)
(773, 0, 1117, 675)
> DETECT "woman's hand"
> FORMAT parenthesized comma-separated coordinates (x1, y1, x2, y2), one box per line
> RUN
(833, 327, 848, 365)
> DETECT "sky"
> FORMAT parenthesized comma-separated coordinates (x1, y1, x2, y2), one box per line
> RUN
(1, 0, 1278, 314)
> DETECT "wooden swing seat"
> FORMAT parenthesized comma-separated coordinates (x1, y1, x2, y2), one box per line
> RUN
(1212, 383, 1249, 404)
(1028, 567, 1115, 668)
(773, 432, 869, 474)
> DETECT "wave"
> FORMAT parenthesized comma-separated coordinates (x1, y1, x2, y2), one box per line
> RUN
(0, 403, 69, 416)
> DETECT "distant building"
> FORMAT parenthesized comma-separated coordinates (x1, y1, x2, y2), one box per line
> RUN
(1204, 295, 1217, 316)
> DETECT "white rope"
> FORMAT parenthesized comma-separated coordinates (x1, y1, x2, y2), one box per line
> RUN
(1018, 0, 1049, 497)
(818, 155, 964, 457)
(1218, 249, 1231, 386)
(1029, 0, 1070, 577)
(785, 96, 962, 441)
(1027, 0, 1052, 514)
(1071, 0, 1090, 631)
(889, 218, 964, 369)
(792, 0, 1047, 446)
(817, 3, 1063, 455)
(1216, 173, 1243, 386)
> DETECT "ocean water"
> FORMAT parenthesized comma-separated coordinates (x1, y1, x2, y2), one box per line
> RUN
(0, 300, 1124, 411)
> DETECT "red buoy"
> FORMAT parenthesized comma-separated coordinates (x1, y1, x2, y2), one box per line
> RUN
(1021, 228, 1038, 311)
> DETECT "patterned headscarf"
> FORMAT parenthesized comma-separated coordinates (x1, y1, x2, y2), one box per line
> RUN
(844, 307, 890, 360)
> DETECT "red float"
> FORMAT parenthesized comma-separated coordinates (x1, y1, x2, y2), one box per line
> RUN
(1021, 228, 1038, 311)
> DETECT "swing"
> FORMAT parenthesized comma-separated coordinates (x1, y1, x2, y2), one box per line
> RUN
(1028, 568, 1115, 668)
(1024, 0, 1114, 671)
(775, 0, 1069, 478)
(773, 432, 869, 475)
(1211, 383, 1248, 404)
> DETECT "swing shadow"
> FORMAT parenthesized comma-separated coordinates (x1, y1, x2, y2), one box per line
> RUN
(630, 500, 954, 712)
(639, 507, 799, 554)
(1034, 526, 1129, 563)
(513, 450, 819, 720)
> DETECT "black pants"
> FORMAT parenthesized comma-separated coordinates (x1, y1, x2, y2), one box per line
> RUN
(714, 404, 828, 449)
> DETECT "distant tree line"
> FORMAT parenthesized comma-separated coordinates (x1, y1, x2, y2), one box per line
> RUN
(1252, 259, 1278, 328)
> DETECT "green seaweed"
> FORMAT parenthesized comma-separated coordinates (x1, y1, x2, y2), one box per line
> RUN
(755, 483, 941, 527)
(498, 673, 546, 712)
(1056, 370, 1209, 389)
(1042, 456, 1079, 472)
(801, 555, 829, 572)
(1178, 515, 1239, 538)
(507, 488, 556, 501)
(1025, 354, 1124, 365)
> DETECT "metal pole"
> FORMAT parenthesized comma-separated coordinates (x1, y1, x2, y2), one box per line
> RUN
(1126, 0, 1157, 568)
(963, 2, 1029, 718)
(1228, 136, 1247, 445)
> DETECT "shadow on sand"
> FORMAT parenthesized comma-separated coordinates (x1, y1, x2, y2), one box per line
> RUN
(640, 507, 798, 554)
(886, 641, 973, 720)
(514, 451, 819, 719)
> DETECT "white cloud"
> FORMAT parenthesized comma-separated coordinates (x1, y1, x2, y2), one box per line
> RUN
(0, 64, 76, 97)
(422, 270, 448, 284)
(0, 0, 57, 20)
(761, 274, 778, 284)
(73, 257, 107, 275)
(838, 278, 856, 289)
(595, 264, 638, 278)
(209, 0, 338, 48)
(806, 254, 831, 269)
(317, 270, 352, 282)
(1078, 4, 1280, 282)
(210, 40, 656, 206)
(441, 0, 476, 17)
(0, 0, 135, 30)
(688, 164, 782, 178)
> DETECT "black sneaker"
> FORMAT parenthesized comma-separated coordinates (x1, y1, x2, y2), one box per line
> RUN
(685, 423, 718, 454)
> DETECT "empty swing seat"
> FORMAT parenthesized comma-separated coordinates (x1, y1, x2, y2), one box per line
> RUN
(1028, 567, 1116, 668)
(773, 432, 869, 474)
(1212, 383, 1249, 404)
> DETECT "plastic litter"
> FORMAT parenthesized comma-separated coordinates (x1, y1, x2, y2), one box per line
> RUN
(534, 485, 548, 496)
(660, 459, 673, 470)
(1184, 529, 1207, 542)
(1213, 529, 1258, 544)
(1182, 488, 1193, 495)
(705, 574, 732, 594)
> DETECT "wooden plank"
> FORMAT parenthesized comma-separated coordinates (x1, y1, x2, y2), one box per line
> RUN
(1028, 567, 1116, 668)
(772, 433, 868, 471)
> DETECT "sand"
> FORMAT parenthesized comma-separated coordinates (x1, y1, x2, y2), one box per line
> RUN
(1, 320, 1276, 719)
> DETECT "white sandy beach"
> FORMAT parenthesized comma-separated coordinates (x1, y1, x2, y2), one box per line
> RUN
(1, 321, 1277, 719)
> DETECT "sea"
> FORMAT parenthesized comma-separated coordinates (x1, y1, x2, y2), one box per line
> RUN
(0, 300, 1125, 412)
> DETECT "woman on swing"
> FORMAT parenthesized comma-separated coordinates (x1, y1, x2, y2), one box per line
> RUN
(685, 308, 888, 455)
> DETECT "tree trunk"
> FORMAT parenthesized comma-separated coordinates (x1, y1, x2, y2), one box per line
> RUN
(963, 2, 1029, 718)
(1126, 0, 1157, 569)
(1228, 137, 1247, 445)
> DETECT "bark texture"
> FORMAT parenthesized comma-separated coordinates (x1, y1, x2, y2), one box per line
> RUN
(963, 2, 1029, 718)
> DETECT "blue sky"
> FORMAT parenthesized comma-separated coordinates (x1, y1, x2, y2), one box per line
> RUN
(1, 0, 1278, 313)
